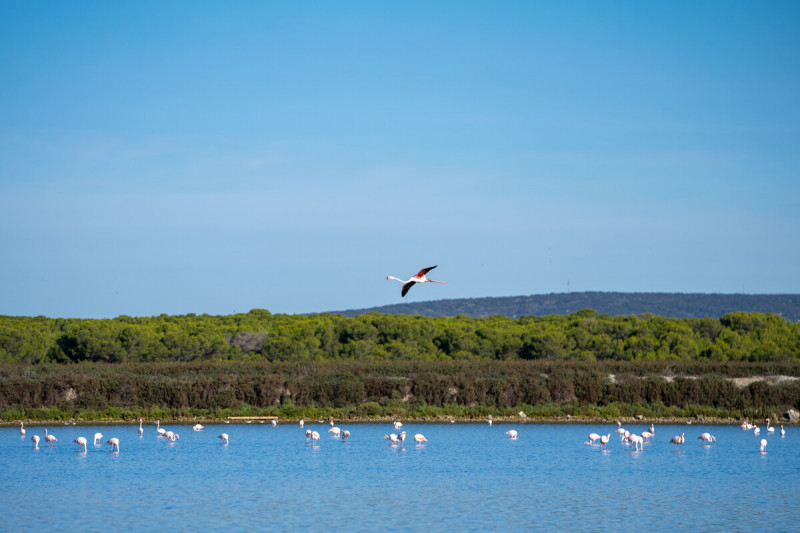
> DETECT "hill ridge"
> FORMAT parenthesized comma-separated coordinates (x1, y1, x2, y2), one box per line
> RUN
(332, 292, 800, 321)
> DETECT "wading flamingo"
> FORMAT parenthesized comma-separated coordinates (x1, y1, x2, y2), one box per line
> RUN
(781, 425, 786, 437)
(310, 431, 320, 445)
(94, 433, 103, 445)
(44, 429, 57, 446)
(299, 420, 304, 428)
(31, 435, 40, 448)
(627, 434, 644, 451)
(669, 433, 685, 451)
(766, 419, 775, 433)
(306, 429, 313, 444)
(386, 266, 446, 297)
(106, 437, 119, 452)
(414, 434, 428, 444)
(138, 419, 144, 437)
(641, 431, 654, 443)
(20, 422, 25, 437)
(342, 430, 351, 442)
(760, 438, 768, 453)
(505, 430, 518, 440)
(398, 431, 406, 447)
(753, 426, 760, 435)
(73, 437, 88, 451)
(218, 433, 229, 445)
(698, 433, 716, 445)
(329, 427, 341, 437)
(587, 433, 601, 445)
(394, 421, 403, 430)
(193, 424, 204, 431)
(156, 420, 166, 437)
(385, 433, 399, 445)
(599, 434, 611, 450)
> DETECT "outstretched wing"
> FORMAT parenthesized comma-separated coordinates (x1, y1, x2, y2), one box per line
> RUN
(401, 281, 416, 297)
(416, 265, 437, 277)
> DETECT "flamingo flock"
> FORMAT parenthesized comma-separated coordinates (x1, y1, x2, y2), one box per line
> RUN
(17, 416, 789, 458)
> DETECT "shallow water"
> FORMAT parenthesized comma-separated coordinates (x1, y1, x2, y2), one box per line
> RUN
(2, 422, 798, 532)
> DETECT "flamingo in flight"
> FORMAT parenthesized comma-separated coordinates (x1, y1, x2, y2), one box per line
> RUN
(386, 266, 446, 297)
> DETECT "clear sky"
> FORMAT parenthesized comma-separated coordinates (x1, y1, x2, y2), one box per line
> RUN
(1, 1, 799, 319)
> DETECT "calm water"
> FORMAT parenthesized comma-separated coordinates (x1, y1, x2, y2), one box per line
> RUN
(2, 421, 798, 532)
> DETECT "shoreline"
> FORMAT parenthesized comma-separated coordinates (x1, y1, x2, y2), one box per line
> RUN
(1, 415, 770, 427)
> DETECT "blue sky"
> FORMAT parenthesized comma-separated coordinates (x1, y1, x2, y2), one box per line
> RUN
(1, 1, 799, 318)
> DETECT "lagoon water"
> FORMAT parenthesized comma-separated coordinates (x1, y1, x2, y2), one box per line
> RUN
(2, 422, 798, 532)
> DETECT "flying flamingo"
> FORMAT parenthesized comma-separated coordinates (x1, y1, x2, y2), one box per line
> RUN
(386, 265, 446, 297)
(31, 435, 40, 448)
(669, 433, 685, 451)
(698, 432, 716, 445)
(44, 428, 57, 446)
(106, 437, 119, 452)
(505, 430, 518, 440)
(138, 419, 144, 437)
(599, 434, 611, 450)
(414, 433, 428, 444)
(218, 433, 229, 445)
(20, 422, 26, 437)
(73, 437, 88, 451)
(94, 433, 103, 445)
(760, 438, 768, 453)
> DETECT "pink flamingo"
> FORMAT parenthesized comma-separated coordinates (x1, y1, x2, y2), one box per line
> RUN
(299, 419, 304, 428)
(138, 419, 144, 437)
(329, 427, 341, 437)
(698, 432, 716, 445)
(386, 266, 446, 297)
(414, 433, 427, 444)
(641, 431, 654, 443)
(156, 420, 166, 437)
(305, 429, 313, 444)
(93, 432, 103, 445)
(760, 438, 767, 453)
(31, 435, 40, 448)
(385, 433, 399, 445)
(781, 425, 786, 437)
(73, 437, 88, 451)
(20, 422, 26, 437)
(342, 430, 351, 442)
(627, 434, 644, 451)
(599, 434, 611, 450)
(669, 433, 685, 451)
(587, 433, 601, 445)
(505, 430, 518, 440)
(106, 437, 119, 452)
(44, 428, 57, 446)
(218, 433, 229, 445)
(398, 431, 406, 447)
(310, 431, 320, 445)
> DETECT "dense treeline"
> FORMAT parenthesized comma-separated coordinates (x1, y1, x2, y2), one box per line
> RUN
(1, 310, 799, 364)
(1, 360, 797, 422)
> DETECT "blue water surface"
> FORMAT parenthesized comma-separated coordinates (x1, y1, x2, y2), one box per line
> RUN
(2, 421, 798, 532)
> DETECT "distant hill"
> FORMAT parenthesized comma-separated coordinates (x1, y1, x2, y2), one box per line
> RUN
(333, 292, 800, 321)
